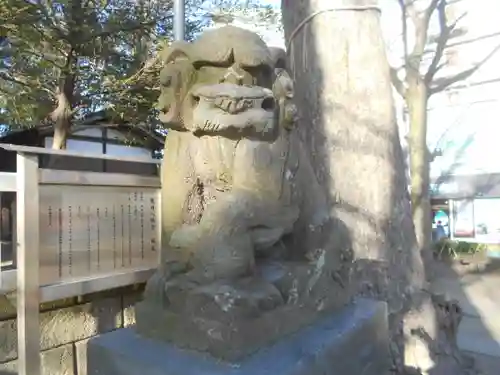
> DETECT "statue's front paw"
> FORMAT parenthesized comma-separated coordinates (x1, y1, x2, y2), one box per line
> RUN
(143, 261, 190, 307)
(169, 224, 202, 249)
(164, 274, 199, 294)
(144, 269, 168, 306)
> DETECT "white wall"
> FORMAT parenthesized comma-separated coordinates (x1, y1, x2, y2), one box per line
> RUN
(44, 137, 103, 155)
(106, 143, 153, 159)
(44, 128, 155, 161)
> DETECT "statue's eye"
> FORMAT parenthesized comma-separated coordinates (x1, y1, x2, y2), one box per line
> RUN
(217, 64, 247, 85)
(244, 64, 273, 87)
(160, 73, 172, 87)
(160, 63, 180, 87)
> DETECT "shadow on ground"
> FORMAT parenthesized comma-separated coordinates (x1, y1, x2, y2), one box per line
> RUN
(431, 253, 500, 374)
(467, 258, 500, 276)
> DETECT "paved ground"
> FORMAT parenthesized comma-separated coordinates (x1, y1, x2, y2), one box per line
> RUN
(5, 243, 500, 373)
(432, 254, 500, 374)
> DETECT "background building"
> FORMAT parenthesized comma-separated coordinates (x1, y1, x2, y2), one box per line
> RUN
(0, 111, 163, 266)
(382, 0, 500, 243)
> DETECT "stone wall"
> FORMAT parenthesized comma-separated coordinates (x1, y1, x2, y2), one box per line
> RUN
(0, 284, 145, 375)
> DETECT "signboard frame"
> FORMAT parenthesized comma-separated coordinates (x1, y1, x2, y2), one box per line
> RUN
(0, 144, 162, 375)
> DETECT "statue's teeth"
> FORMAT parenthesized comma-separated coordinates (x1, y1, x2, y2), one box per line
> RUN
(236, 100, 246, 112)
(214, 97, 224, 108)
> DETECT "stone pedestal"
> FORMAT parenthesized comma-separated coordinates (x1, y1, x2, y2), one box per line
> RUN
(87, 298, 389, 375)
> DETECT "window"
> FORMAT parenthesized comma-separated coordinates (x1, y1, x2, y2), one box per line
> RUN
(473, 198, 500, 242)
(44, 137, 103, 155)
(106, 144, 154, 160)
(0, 191, 16, 267)
(450, 197, 500, 242)
(452, 199, 475, 238)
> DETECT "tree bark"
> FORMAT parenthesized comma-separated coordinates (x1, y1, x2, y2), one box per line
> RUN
(281, 0, 474, 373)
(51, 73, 74, 150)
(281, 0, 422, 311)
(50, 0, 81, 150)
(407, 77, 432, 255)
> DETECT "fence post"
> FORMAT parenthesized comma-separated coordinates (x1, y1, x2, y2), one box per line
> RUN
(16, 152, 40, 375)
(0, 192, 2, 288)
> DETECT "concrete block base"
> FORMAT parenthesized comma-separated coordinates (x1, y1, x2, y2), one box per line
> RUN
(87, 298, 389, 375)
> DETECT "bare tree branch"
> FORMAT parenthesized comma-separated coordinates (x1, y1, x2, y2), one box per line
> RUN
(433, 61, 448, 75)
(425, 1, 468, 84)
(390, 67, 407, 98)
(404, 0, 440, 61)
(425, 0, 448, 82)
(398, 0, 409, 59)
(429, 43, 500, 95)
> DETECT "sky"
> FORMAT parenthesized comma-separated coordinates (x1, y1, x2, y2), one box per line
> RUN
(209, 0, 285, 48)
(222, 0, 500, 176)
(262, 0, 279, 6)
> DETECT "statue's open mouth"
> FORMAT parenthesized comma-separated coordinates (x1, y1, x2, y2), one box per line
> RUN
(189, 83, 277, 136)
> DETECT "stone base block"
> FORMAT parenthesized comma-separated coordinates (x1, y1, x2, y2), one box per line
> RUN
(87, 298, 389, 375)
(135, 261, 353, 361)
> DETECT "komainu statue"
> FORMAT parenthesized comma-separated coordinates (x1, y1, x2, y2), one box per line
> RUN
(135, 26, 353, 360)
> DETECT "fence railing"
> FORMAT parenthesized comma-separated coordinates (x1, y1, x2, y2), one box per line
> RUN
(0, 144, 162, 375)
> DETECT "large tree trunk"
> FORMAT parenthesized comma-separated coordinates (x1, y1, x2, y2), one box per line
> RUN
(51, 74, 74, 150)
(281, 0, 474, 374)
(407, 78, 432, 254)
(51, 0, 81, 151)
(281, 0, 422, 319)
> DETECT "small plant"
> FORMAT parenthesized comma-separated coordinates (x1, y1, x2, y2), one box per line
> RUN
(434, 239, 487, 259)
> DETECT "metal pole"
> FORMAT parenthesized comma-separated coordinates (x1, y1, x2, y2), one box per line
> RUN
(173, 0, 185, 41)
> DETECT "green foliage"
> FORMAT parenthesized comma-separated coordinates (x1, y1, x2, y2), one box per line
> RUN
(0, 0, 282, 135)
(0, 0, 176, 129)
(434, 238, 487, 259)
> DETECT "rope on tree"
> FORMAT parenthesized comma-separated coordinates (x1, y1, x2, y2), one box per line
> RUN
(286, 5, 382, 51)
(286, 5, 382, 76)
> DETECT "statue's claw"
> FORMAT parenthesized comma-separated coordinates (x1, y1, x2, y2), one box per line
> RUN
(169, 224, 203, 249)
(143, 260, 191, 307)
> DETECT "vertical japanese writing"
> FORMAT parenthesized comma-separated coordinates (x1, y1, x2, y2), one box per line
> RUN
(121, 204, 125, 267)
(150, 197, 156, 252)
(58, 208, 62, 278)
(112, 206, 117, 269)
(128, 195, 132, 265)
(134, 193, 139, 222)
(87, 206, 91, 272)
(48, 205, 53, 227)
(68, 205, 73, 275)
(105, 207, 108, 269)
(140, 192, 144, 259)
(96, 207, 100, 270)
